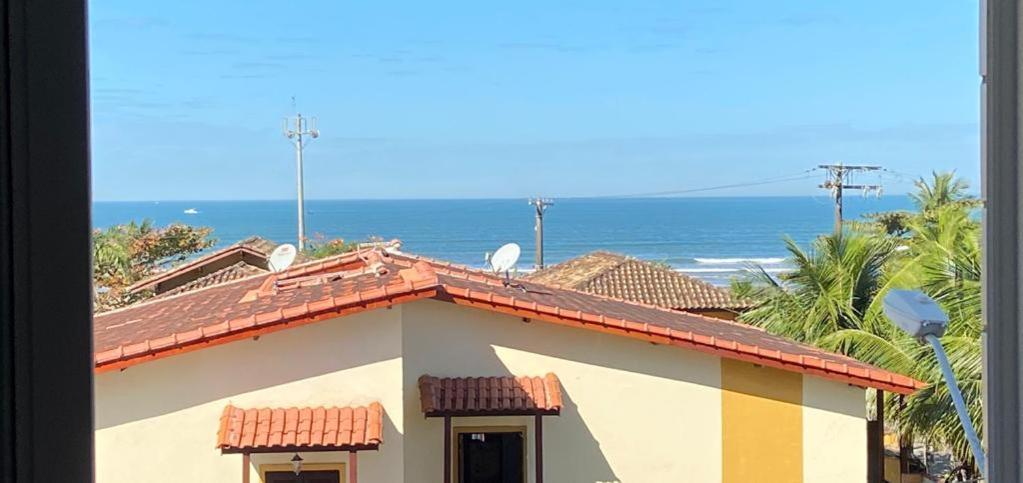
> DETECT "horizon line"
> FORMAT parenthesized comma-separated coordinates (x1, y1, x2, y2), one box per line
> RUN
(92, 193, 929, 203)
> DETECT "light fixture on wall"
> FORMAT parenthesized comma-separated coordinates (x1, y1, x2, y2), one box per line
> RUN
(291, 453, 304, 475)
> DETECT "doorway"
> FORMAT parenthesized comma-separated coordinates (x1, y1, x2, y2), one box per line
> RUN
(264, 470, 340, 483)
(456, 429, 525, 483)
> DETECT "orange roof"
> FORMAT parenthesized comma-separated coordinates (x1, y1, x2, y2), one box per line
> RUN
(126, 238, 272, 294)
(93, 247, 925, 395)
(419, 374, 563, 417)
(525, 251, 751, 311)
(216, 402, 383, 453)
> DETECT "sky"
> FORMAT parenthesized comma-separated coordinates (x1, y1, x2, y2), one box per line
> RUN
(89, 0, 980, 201)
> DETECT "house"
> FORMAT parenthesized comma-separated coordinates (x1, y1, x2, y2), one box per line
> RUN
(94, 246, 923, 483)
(125, 236, 299, 299)
(525, 251, 751, 319)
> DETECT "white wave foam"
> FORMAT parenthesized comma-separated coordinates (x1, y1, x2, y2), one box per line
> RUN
(678, 267, 790, 274)
(693, 257, 785, 265)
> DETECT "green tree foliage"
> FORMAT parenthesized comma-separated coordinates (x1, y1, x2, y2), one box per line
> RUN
(302, 234, 367, 259)
(863, 171, 979, 236)
(732, 172, 982, 478)
(93, 220, 215, 311)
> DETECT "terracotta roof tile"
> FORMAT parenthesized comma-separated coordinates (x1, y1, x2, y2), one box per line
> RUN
(127, 237, 275, 292)
(217, 402, 383, 453)
(524, 251, 750, 310)
(419, 374, 562, 416)
(157, 261, 268, 298)
(92, 248, 924, 394)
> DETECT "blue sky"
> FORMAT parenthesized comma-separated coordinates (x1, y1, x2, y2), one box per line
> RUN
(89, 0, 980, 201)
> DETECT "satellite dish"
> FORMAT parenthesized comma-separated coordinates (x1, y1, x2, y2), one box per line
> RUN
(489, 243, 521, 274)
(883, 289, 948, 339)
(268, 244, 298, 272)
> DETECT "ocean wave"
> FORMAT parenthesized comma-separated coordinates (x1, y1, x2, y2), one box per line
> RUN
(693, 257, 786, 265)
(678, 267, 790, 274)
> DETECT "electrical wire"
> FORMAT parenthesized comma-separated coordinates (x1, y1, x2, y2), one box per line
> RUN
(564, 168, 821, 199)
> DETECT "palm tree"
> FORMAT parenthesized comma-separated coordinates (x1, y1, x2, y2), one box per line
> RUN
(861, 171, 977, 237)
(734, 232, 901, 348)
(910, 171, 977, 214)
(733, 174, 984, 478)
(897, 206, 983, 478)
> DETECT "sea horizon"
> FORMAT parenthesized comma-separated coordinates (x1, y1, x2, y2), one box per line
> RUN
(94, 195, 913, 285)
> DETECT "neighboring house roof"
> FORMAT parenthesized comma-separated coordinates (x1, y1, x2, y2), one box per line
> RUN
(216, 402, 384, 453)
(524, 251, 750, 311)
(158, 261, 267, 298)
(92, 247, 925, 394)
(418, 374, 563, 417)
(126, 236, 303, 297)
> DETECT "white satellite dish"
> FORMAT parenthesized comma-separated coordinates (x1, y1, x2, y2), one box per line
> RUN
(489, 243, 521, 274)
(268, 244, 298, 272)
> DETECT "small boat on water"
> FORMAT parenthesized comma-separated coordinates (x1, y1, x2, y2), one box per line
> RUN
(183, 208, 199, 215)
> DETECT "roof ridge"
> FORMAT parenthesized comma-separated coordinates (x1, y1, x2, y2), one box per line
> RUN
(389, 250, 505, 279)
(125, 244, 265, 292)
(384, 254, 722, 318)
(430, 261, 754, 323)
(437, 282, 923, 392)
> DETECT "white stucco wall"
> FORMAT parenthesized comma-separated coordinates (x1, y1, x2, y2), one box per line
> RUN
(94, 307, 405, 483)
(802, 375, 868, 482)
(400, 300, 724, 483)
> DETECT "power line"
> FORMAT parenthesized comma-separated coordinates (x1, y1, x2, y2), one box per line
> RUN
(566, 169, 820, 199)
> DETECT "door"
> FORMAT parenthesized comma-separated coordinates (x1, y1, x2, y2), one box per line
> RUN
(457, 431, 524, 483)
(264, 470, 341, 483)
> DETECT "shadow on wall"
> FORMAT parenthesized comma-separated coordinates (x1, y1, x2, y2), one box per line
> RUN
(95, 310, 402, 429)
(552, 388, 621, 483)
(400, 300, 731, 482)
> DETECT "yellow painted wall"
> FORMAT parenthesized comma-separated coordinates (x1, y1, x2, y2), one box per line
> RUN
(94, 308, 406, 483)
(803, 376, 867, 482)
(721, 359, 803, 483)
(400, 300, 724, 483)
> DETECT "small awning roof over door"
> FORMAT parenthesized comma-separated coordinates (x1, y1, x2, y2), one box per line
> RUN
(216, 403, 383, 453)
(418, 374, 563, 417)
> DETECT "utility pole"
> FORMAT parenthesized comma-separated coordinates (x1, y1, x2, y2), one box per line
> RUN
(818, 164, 882, 233)
(283, 112, 319, 251)
(528, 198, 553, 270)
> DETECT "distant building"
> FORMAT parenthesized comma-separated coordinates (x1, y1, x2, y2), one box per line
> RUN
(94, 247, 921, 482)
(525, 251, 751, 319)
(126, 236, 298, 299)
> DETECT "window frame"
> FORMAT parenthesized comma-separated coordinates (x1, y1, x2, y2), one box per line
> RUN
(0, 0, 94, 481)
(1, 0, 1021, 481)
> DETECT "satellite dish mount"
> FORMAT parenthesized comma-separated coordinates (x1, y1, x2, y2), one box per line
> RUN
(488, 243, 521, 288)
(268, 244, 298, 272)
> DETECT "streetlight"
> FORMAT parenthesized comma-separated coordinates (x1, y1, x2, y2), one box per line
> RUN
(290, 453, 304, 475)
(882, 289, 986, 478)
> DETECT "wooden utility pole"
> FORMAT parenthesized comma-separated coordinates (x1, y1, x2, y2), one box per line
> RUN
(818, 164, 882, 233)
(528, 198, 553, 270)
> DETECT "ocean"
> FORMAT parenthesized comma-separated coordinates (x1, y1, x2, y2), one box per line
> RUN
(92, 196, 912, 285)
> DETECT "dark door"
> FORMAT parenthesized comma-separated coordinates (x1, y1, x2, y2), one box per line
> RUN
(458, 432, 524, 483)
(265, 470, 340, 483)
